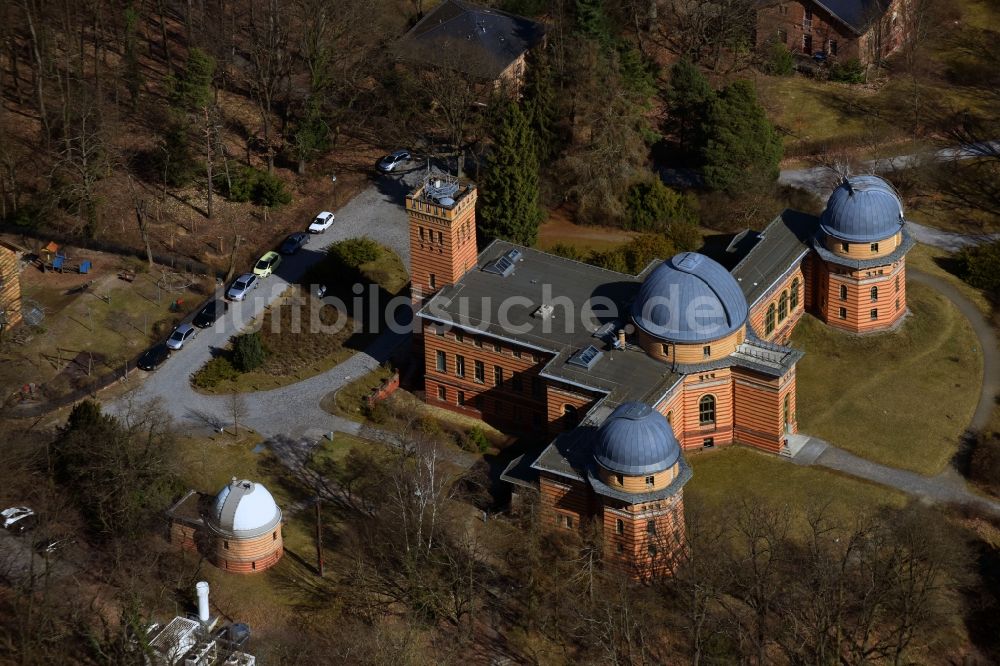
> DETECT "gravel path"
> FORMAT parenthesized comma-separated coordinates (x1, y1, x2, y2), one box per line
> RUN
(779, 142, 1000, 252)
(791, 267, 1000, 513)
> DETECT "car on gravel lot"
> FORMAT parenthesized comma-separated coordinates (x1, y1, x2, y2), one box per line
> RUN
(253, 251, 282, 278)
(377, 149, 411, 172)
(137, 343, 171, 371)
(166, 323, 197, 350)
(226, 273, 259, 301)
(279, 232, 309, 255)
(193, 299, 228, 328)
(2, 507, 37, 533)
(308, 211, 335, 234)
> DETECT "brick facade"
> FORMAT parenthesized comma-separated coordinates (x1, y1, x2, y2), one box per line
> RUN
(756, 0, 905, 64)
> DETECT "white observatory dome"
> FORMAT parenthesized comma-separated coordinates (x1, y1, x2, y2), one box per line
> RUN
(210, 478, 282, 537)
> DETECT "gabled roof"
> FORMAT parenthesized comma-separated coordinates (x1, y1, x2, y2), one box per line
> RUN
(397, 0, 545, 80)
(757, 0, 891, 35)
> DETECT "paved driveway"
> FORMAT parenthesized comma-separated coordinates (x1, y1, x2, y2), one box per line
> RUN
(109, 167, 429, 437)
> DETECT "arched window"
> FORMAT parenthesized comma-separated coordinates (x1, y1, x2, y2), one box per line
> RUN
(790, 278, 800, 309)
(647, 520, 657, 535)
(870, 286, 878, 302)
(616, 519, 624, 535)
(778, 291, 788, 322)
(666, 410, 672, 424)
(699, 395, 716, 425)
(766, 304, 776, 335)
(840, 284, 848, 300)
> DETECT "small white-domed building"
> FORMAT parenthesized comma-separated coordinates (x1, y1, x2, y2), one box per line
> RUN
(166, 478, 284, 574)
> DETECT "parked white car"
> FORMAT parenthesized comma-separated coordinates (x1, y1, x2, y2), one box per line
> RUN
(308, 211, 335, 233)
(2, 506, 36, 532)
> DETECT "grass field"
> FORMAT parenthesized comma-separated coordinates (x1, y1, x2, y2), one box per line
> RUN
(686, 446, 906, 521)
(536, 206, 638, 253)
(792, 281, 982, 475)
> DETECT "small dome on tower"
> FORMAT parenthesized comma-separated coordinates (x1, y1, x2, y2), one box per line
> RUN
(594, 402, 681, 476)
(631, 252, 748, 343)
(210, 478, 282, 537)
(820, 174, 905, 243)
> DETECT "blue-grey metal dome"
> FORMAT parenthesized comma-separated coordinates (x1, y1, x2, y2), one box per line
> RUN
(631, 252, 748, 343)
(820, 175, 905, 243)
(594, 402, 681, 476)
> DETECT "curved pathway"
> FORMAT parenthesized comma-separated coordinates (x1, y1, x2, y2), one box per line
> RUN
(779, 142, 1000, 252)
(793, 265, 1000, 514)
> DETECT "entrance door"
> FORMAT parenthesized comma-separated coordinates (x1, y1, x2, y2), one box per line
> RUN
(803, 34, 813, 54)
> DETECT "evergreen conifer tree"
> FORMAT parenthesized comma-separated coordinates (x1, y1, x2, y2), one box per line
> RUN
(700, 80, 783, 193)
(665, 58, 713, 154)
(479, 102, 545, 246)
(523, 48, 559, 163)
(169, 48, 216, 113)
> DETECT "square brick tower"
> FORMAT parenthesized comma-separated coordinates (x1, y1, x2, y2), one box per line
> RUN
(406, 174, 479, 306)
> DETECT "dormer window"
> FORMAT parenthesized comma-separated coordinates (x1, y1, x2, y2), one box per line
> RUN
(645, 475, 655, 486)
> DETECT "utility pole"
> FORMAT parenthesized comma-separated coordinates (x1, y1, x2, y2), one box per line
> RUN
(315, 498, 324, 577)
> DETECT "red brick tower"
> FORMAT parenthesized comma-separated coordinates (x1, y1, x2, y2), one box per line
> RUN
(811, 175, 914, 334)
(406, 175, 479, 305)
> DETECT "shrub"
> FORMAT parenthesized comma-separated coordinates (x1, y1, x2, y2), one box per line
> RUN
(956, 239, 1000, 297)
(548, 243, 588, 262)
(329, 237, 381, 269)
(465, 426, 491, 454)
(969, 430, 1000, 496)
(765, 41, 794, 76)
(829, 58, 865, 84)
(232, 331, 266, 372)
(624, 177, 699, 234)
(192, 356, 238, 389)
(219, 167, 292, 207)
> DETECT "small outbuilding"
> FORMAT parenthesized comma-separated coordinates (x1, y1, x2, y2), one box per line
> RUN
(167, 478, 284, 574)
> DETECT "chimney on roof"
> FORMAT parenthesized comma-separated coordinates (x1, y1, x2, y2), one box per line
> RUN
(196, 582, 210, 624)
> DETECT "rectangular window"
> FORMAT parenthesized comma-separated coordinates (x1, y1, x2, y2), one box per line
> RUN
(839, 307, 847, 319)
(616, 519, 624, 535)
(615, 473, 624, 485)
(435, 326, 444, 336)
(702, 345, 711, 358)
(223, 541, 229, 550)
(475, 338, 483, 348)
(436, 350, 446, 372)
(661, 343, 670, 356)
(512, 376, 523, 392)
(777, 28, 788, 44)
(647, 520, 656, 535)
(455, 330, 464, 342)
(841, 242, 849, 252)
(494, 365, 503, 386)
(513, 350, 522, 359)
(871, 308, 878, 320)
(870, 242, 879, 252)
(456, 355, 465, 377)
(418, 227, 425, 241)
(273, 531, 277, 541)
(896, 298, 900, 311)
(429, 273, 436, 289)
(458, 390, 465, 406)
(702, 437, 715, 448)
(803, 33, 813, 53)
(474, 360, 485, 383)
(437, 385, 446, 401)
(645, 475, 655, 486)
(830, 40, 838, 56)
(617, 543, 625, 554)
(493, 343, 501, 352)
(560, 514, 573, 529)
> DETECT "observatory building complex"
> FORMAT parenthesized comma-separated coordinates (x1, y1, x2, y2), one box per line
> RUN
(167, 478, 284, 574)
(406, 172, 913, 577)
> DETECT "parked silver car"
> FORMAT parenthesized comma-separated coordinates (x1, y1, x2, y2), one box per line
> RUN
(166, 323, 197, 350)
(226, 273, 259, 301)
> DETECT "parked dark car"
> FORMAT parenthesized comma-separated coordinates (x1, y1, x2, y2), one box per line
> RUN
(137, 343, 171, 371)
(193, 300, 228, 328)
(279, 232, 309, 255)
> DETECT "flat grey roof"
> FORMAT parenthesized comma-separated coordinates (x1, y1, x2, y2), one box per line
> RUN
(731, 210, 817, 307)
(420, 240, 683, 401)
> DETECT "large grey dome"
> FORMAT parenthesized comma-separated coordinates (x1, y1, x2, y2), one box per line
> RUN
(820, 175, 905, 243)
(594, 402, 681, 476)
(631, 252, 748, 343)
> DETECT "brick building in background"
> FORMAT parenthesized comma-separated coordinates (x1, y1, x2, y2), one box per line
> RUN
(756, 0, 906, 64)
(0, 240, 24, 332)
(407, 172, 912, 576)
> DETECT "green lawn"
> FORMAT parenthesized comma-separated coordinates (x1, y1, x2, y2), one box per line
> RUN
(686, 446, 906, 521)
(792, 281, 982, 475)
